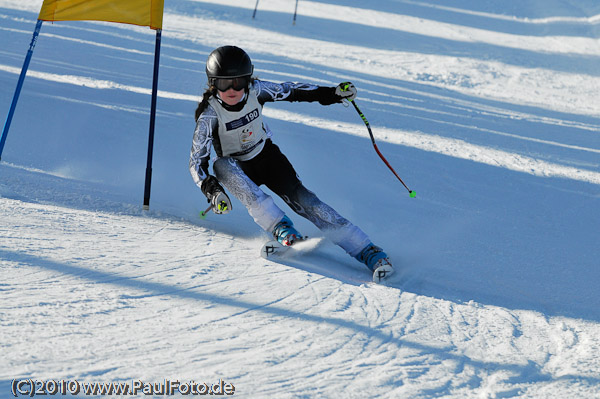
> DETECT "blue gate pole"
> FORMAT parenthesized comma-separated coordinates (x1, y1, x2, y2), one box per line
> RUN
(293, 0, 299, 24)
(143, 28, 162, 210)
(0, 19, 43, 161)
(252, 0, 260, 18)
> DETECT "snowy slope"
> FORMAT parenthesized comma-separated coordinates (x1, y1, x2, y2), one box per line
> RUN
(1, 0, 600, 397)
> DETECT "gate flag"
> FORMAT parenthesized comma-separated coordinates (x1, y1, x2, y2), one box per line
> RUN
(38, 0, 164, 30)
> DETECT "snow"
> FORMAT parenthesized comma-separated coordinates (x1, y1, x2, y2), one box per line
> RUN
(1, 0, 599, 397)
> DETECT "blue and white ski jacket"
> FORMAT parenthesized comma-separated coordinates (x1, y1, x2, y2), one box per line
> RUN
(189, 79, 339, 189)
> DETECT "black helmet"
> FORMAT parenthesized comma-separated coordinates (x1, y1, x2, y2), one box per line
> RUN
(206, 46, 253, 83)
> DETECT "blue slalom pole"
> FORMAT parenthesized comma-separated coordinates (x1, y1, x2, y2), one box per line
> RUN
(293, 0, 299, 25)
(0, 19, 43, 161)
(143, 28, 162, 210)
(252, 0, 259, 18)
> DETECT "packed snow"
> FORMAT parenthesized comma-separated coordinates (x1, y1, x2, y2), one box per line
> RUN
(1, 0, 599, 397)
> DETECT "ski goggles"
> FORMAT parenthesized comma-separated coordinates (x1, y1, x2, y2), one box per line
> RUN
(213, 76, 250, 92)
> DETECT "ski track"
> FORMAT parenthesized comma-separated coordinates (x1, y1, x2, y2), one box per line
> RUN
(1, 0, 600, 397)
(2, 165, 600, 397)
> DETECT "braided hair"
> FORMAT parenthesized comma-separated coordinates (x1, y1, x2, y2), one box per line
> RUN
(194, 86, 217, 121)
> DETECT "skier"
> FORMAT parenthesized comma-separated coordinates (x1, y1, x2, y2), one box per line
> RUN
(189, 45, 394, 282)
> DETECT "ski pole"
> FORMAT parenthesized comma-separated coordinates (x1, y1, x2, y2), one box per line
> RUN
(200, 199, 230, 219)
(344, 92, 416, 198)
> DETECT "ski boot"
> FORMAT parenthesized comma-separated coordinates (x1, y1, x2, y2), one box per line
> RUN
(272, 215, 302, 247)
(355, 243, 394, 283)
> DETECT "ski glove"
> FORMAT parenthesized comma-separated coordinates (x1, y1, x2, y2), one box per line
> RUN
(210, 191, 232, 214)
(335, 82, 357, 102)
(201, 175, 232, 215)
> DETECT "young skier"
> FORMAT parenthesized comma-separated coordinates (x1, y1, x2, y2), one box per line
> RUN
(189, 45, 394, 282)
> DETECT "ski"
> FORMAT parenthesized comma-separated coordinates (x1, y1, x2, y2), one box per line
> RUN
(260, 240, 288, 259)
(372, 263, 394, 283)
(260, 236, 309, 259)
(260, 237, 394, 284)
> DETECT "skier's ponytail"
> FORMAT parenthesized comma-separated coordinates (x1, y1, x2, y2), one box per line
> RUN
(194, 87, 216, 121)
